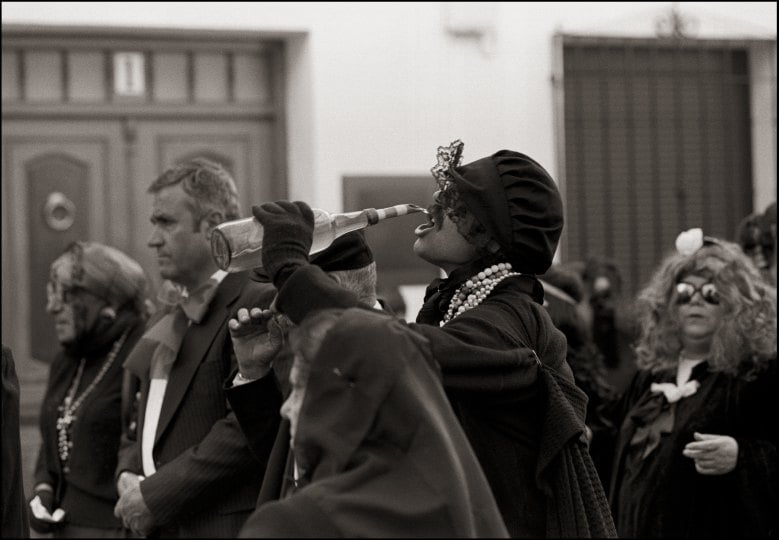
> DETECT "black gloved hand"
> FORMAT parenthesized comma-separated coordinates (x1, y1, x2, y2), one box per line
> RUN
(251, 201, 315, 289)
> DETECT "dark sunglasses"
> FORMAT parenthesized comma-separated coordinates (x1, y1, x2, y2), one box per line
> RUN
(675, 282, 720, 305)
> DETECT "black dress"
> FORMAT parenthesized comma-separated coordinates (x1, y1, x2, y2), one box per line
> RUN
(609, 358, 778, 538)
(34, 314, 144, 532)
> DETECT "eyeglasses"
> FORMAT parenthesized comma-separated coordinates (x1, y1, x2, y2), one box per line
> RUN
(46, 281, 90, 308)
(46, 280, 67, 302)
(674, 282, 720, 305)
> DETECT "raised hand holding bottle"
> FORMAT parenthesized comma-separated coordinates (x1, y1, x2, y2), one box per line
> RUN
(212, 203, 426, 272)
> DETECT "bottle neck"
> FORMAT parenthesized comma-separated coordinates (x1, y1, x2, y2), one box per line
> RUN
(376, 204, 425, 221)
(327, 203, 426, 235)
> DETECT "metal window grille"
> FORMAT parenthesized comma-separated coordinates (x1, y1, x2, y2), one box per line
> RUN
(561, 38, 753, 295)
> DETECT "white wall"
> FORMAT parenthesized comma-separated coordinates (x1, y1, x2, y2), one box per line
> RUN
(3, 2, 776, 213)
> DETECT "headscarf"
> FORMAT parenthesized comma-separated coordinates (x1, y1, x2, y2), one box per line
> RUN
(239, 308, 509, 538)
(49, 241, 148, 356)
(50, 241, 148, 314)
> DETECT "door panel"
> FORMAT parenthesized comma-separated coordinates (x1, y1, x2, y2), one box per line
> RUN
(27, 154, 91, 361)
(132, 120, 282, 291)
(562, 42, 754, 295)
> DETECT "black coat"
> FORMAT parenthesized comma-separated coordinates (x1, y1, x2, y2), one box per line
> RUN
(34, 316, 145, 529)
(2, 345, 30, 538)
(226, 378, 291, 504)
(609, 358, 778, 538)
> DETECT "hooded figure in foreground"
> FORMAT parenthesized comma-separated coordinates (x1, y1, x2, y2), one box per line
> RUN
(240, 307, 509, 537)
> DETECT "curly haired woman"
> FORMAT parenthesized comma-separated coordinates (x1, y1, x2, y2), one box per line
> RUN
(608, 228, 777, 538)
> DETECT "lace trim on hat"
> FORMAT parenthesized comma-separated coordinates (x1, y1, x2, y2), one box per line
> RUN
(459, 209, 502, 255)
(430, 139, 464, 184)
(430, 140, 502, 256)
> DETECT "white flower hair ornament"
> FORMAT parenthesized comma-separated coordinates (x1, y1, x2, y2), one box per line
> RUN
(675, 227, 719, 256)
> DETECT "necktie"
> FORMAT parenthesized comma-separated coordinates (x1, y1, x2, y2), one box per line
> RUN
(123, 277, 221, 379)
(159, 279, 217, 325)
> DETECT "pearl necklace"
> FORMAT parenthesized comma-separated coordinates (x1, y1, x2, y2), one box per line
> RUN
(56, 328, 130, 472)
(441, 262, 522, 326)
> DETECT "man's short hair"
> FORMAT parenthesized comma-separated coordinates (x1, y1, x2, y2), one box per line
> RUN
(329, 262, 378, 306)
(148, 157, 241, 226)
(313, 231, 377, 305)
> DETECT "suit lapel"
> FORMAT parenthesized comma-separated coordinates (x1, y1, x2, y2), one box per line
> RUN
(153, 273, 245, 445)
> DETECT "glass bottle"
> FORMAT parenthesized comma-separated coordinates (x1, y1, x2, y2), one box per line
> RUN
(211, 203, 427, 272)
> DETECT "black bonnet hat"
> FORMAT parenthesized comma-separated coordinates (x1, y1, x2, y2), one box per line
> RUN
(310, 229, 374, 272)
(448, 148, 564, 274)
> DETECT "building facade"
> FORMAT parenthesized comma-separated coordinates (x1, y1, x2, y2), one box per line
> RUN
(2, 1, 777, 410)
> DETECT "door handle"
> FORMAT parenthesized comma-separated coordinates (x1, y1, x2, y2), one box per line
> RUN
(43, 191, 76, 231)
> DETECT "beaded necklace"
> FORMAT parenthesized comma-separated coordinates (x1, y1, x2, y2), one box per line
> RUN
(441, 262, 522, 326)
(56, 328, 130, 472)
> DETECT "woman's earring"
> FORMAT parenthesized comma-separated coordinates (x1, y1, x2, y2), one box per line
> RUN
(100, 306, 117, 321)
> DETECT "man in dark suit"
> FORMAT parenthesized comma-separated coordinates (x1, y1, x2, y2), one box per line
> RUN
(113, 158, 282, 538)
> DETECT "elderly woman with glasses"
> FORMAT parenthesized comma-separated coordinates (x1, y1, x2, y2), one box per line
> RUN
(608, 228, 777, 538)
(30, 241, 149, 538)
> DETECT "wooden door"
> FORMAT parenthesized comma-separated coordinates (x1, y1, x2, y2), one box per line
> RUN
(131, 119, 283, 291)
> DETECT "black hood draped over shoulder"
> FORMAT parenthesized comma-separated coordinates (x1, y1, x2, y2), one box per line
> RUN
(239, 308, 509, 538)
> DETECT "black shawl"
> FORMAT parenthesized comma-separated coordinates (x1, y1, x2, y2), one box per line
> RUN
(240, 308, 509, 538)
